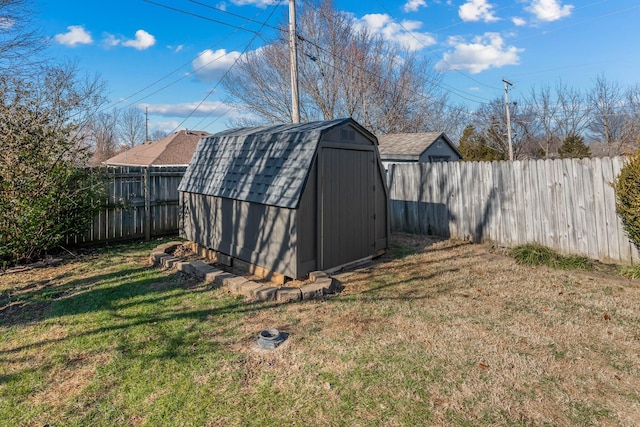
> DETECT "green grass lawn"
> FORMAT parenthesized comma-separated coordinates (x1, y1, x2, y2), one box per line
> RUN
(1, 235, 639, 426)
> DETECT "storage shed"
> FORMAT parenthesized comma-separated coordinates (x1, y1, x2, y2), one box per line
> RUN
(377, 132, 462, 171)
(178, 118, 389, 279)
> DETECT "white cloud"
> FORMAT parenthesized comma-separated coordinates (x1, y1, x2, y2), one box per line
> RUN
(122, 30, 156, 50)
(192, 48, 242, 82)
(436, 32, 523, 74)
(404, 0, 427, 13)
(526, 0, 573, 22)
(168, 44, 184, 53)
(141, 101, 236, 118)
(459, 0, 499, 23)
(54, 25, 93, 47)
(0, 17, 15, 30)
(102, 30, 156, 50)
(355, 14, 436, 51)
(102, 33, 120, 48)
(512, 17, 527, 26)
(150, 120, 180, 134)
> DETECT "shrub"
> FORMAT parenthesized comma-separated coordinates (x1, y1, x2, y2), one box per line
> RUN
(0, 64, 106, 265)
(510, 244, 593, 270)
(558, 133, 591, 159)
(614, 152, 640, 249)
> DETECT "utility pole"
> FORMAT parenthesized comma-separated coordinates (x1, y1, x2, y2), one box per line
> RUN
(145, 106, 149, 142)
(503, 78, 514, 161)
(289, 0, 300, 123)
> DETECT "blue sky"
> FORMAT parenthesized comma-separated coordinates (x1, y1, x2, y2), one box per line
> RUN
(37, 0, 640, 135)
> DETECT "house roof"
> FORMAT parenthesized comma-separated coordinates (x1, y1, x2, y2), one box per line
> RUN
(376, 132, 461, 160)
(178, 118, 376, 209)
(105, 130, 209, 166)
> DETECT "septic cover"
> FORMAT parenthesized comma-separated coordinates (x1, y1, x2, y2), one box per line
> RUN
(257, 328, 287, 349)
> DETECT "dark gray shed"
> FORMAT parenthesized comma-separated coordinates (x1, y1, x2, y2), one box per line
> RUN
(178, 118, 389, 279)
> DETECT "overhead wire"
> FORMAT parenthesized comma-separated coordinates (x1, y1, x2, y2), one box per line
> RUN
(98, 0, 278, 115)
(143, 0, 267, 36)
(169, 0, 282, 132)
(300, 0, 495, 103)
(187, 0, 285, 33)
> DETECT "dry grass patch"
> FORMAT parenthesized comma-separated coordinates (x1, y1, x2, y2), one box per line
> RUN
(1, 235, 639, 426)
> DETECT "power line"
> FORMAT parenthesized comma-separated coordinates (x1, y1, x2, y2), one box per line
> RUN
(299, 0, 495, 102)
(170, 1, 281, 132)
(296, 33, 488, 107)
(98, 2, 277, 115)
(143, 0, 268, 36)
(187, 0, 284, 33)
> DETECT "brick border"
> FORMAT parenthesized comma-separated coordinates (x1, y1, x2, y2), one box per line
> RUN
(149, 242, 337, 302)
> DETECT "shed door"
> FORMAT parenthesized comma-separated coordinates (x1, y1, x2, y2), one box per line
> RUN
(319, 147, 375, 270)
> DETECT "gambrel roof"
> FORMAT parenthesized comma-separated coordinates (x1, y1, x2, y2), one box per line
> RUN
(178, 118, 377, 209)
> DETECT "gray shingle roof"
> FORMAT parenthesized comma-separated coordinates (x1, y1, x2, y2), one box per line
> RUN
(377, 132, 461, 160)
(178, 118, 363, 209)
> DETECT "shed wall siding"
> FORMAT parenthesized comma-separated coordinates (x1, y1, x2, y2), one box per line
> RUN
(419, 136, 461, 161)
(180, 192, 299, 278)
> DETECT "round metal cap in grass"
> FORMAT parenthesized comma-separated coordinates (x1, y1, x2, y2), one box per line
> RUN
(257, 328, 285, 349)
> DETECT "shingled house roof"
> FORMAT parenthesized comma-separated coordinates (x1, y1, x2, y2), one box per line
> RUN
(377, 132, 461, 161)
(105, 130, 209, 166)
(178, 118, 377, 209)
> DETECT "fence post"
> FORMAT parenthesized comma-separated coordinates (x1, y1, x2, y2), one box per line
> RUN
(144, 166, 151, 241)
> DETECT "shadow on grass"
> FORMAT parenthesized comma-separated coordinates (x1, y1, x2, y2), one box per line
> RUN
(0, 235, 476, 390)
(0, 269, 273, 355)
(0, 267, 168, 327)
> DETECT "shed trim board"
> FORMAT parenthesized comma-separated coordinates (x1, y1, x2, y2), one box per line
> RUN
(179, 118, 389, 279)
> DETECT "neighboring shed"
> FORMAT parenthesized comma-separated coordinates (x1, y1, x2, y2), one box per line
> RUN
(178, 118, 389, 279)
(377, 132, 462, 171)
(105, 130, 209, 166)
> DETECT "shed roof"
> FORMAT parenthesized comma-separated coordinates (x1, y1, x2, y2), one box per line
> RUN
(105, 130, 209, 166)
(377, 132, 461, 160)
(178, 118, 375, 209)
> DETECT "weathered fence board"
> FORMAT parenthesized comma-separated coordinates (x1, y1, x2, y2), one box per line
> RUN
(388, 157, 639, 265)
(67, 166, 186, 245)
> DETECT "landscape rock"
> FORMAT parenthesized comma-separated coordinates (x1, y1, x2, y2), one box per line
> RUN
(276, 287, 302, 303)
(237, 281, 263, 298)
(253, 286, 277, 301)
(300, 283, 325, 300)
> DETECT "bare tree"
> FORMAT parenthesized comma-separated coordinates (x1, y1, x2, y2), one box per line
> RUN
(149, 129, 170, 141)
(118, 107, 145, 148)
(527, 84, 559, 158)
(472, 98, 534, 160)
(0, 0, 44, 74)
(224, 42, 295, 124)
(555, 80, 591, 141)
(621, 84, 640, 151)
(89, 110, 120, 164)
(587, 73, 629, 155)
(223, 0, 453, 135)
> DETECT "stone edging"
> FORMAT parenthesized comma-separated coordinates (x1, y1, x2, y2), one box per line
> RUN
(149, 242, 337, 302)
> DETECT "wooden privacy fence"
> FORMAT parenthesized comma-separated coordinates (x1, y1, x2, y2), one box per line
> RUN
(388, 157, 639, 265)
(68, 166, 187, 245)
